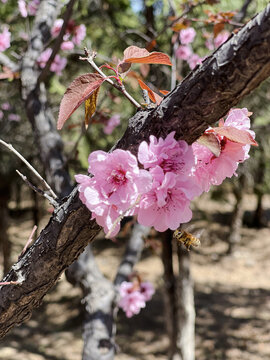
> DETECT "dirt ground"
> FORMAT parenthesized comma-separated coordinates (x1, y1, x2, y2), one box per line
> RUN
(1, 193, 270, 360)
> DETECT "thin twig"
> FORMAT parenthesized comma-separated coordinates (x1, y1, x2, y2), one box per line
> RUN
(19, 225, 38, 259)
(16, 170, 59, 207)
(0, 281, 20, 286)
(81, 48, 141, 109)
(0, 139, 58, 200)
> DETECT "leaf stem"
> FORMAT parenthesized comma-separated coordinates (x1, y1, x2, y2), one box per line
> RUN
(81, 48, 141, 109)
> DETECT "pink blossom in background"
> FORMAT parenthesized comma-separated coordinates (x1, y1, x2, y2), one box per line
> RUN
(60, 41, 74, 51)
(214, 31, 230, 48)
(140, 282, 155, 301)
(118, 289, 146, 318)
(18, 0, 28, 17)
(37, 48, 67, 75)
(1, 102, 11, 110)
(75, 149, 152, 236)
(179, 27, 196, 45)
(104, 114, 121, 135)
(188, 54, 202, 70)
(72, 24, 86, 45)
(51, 19, 64, 38)
(137, 167, 195, 232)
(28, 0, 40, 16)
(50, 54, 67, 75)
(118, 281, 154, 318)
(0, 110, 3, 120)
(205, 37, 214, 51)
(175, 45, 192, 61)
(1, 0, 8, 3)
(0, 27, 11, 52)
(8, 113, 21, 121)
(192, 108, 255, 192)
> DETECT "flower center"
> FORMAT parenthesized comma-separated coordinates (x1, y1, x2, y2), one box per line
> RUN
(110, 168, 127, 186)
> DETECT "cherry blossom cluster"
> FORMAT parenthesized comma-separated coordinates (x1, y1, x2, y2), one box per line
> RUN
(175, 27, 230, 70)
(118, 281, 155, 318)
(0, 102, 21, 122)
(37, 19, 86, 75)
(103, 114, 121, 135)
(75, 108, 256, 237)
(0, 26, 11, 52)
(175, 27, 203, 70)
(18, 0, 40, 17)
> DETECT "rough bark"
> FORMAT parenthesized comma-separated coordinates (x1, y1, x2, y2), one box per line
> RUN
(66, 245, 116, 360)
(21, 0, 72, 197)
(161, 230, 178, 359)
(0, 4, 270, 337)
(0, 186, 12, 276)
(176, 245, 195, 360)
(227, 173, 247, 254)
(114, 223, 148, 285)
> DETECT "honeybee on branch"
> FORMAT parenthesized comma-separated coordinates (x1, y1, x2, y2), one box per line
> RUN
(173, 228, 201, 251)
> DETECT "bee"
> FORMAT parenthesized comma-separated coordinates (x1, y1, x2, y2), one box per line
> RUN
(173, 228, 201, 251)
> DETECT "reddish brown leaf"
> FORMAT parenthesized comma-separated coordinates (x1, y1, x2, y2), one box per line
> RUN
(159, 89, 170, 95)
(57, 73, 104, 130)
(138, 79, 156, 103)
(146, 39, 157, 52)
(197, 133, 221, 157)
(85, 87, 100, 128)
(212, 126, 258, 146)
(214, 22, 224, 37)
(122, 46, 172, 66)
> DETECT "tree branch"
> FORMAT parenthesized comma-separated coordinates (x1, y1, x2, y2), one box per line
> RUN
(0, 4, 270, 337)
(38, 0, 77, 84)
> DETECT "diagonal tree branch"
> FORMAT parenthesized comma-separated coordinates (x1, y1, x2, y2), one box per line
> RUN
(0, 3, 270, 338)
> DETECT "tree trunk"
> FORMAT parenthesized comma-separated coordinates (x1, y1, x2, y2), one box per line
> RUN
(227, 174, 247, 254)
(176, 245, 195, 360)
(161, 230, 178, 359)
(0, 186, 11, 276)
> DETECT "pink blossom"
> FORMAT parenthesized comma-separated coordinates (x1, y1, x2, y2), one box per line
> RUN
(140, 282, 155, 301)
(37, 48, 67, 75)
(192, 108, 255, 192)
(75, 149, 152, 236)
(205, 38, 214, 51)
(188, 54, 202, 70)
(61, 40, 74, 51)
(8, 113, 21, 121)
(0, 27, 11, 52)
(103, 114, 121, 135)
(28, 0, 40, 16)
(214, 31, 230, 48)
(175, 45, 192, 61)
(72, 24, 86, 45)
(179, 27, 196, 45)
(1, 0, 8, 3)
(51, 19, 64, 38)
(18, 0, 28, 17)
(118, 283, 146, 318)
(49, 54, 66, 76)
(138, 131, 194, 177)
(1, 102, 11, 110)
(137, 167, 195, 232)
